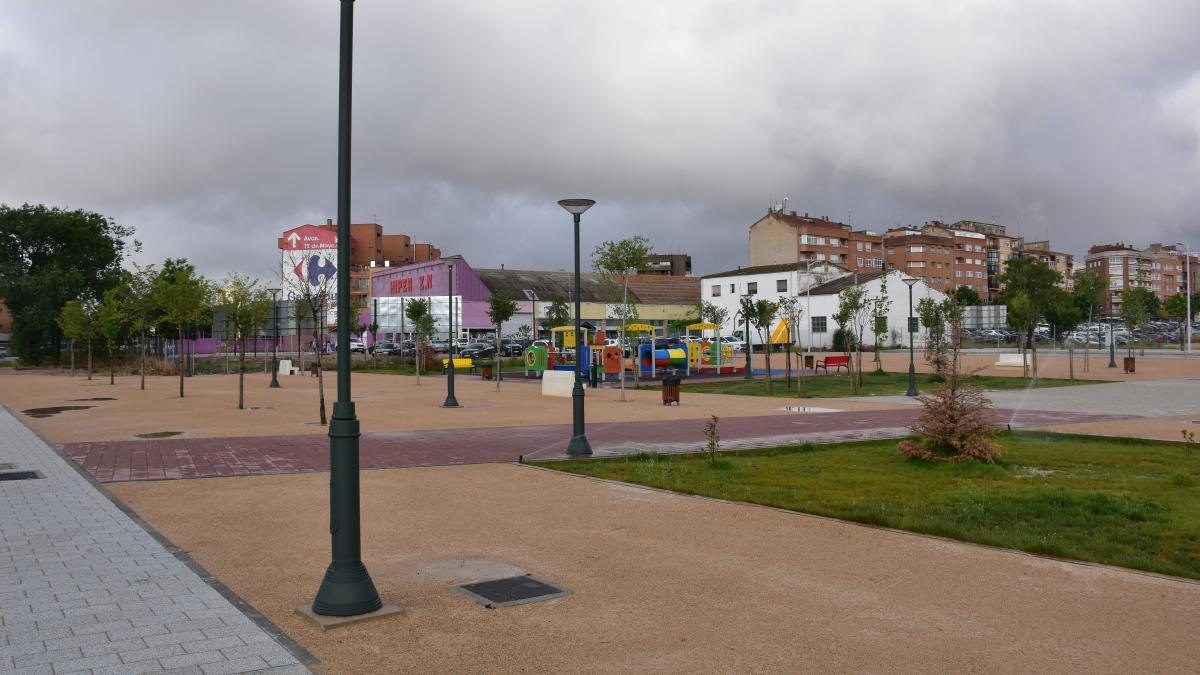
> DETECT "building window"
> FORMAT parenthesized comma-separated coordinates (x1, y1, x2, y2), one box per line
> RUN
(730, 284, 735, 293)
(857, 257, 863, 266)
(955, 270, 963, 278)
(747, 282, 758, 295)
(865, 242, 873, 251)
(829, 254, 841, 262)
(711, 284, 721, 297)
(856, 242, 863, 251)
(776, 279, 787, 292)
(908, 245, 924, 253)
(908, 261, 925, 268)
(829, 238, 842, 247)
(811, 316, 827, 333)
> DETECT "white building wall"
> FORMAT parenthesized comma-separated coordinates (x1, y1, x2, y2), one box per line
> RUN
(702, 269, 946, 350)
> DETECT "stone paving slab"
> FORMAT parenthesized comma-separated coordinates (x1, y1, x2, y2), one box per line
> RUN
(0, 407, 311, 674)
(62, 408, 1134, 482)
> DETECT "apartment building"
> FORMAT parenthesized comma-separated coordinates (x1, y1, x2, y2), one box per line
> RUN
(1020, 240, 1075, 290)
(277, 219, 441, 306)
(1085, 242, 1198, 315)
(748, 210, 885, 272)
(642, 253, 693, 276)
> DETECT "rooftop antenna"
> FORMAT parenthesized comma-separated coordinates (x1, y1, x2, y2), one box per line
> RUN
(782, 196, 789, 213)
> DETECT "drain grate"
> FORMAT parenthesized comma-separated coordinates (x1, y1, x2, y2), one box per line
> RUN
(452, 575, 571, 608)
(0, 471, 42, 481)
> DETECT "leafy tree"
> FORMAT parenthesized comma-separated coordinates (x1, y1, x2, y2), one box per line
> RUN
(215, 274, 272, 410)
(95, 287, 129, 385)
(998, 256, 1063, 379)
(916, 297, 945, 365)
(834, 285, 871, 392)
(1044, 288, 1080, 379)
(278, 251, 335, 424)
(951, 285, 982, 306)
(1071, 267, 1106, 371)
(0, 204, 134, 364)
(544, 294, 571, 330)
(153, 259, 211, 398)
(122, 264, 159, 390)
(592, 236, 651, 392)
(871, 282, 892, 371)
(1160, 293, 1190, 350)
(486, 292, 518, 391)
(741, 296, 778, 390)
(57, 299, 97, 379)
(774, 296, 803, 390)
(405, 298, 433, 385)
(1120, 286, 1158, 357)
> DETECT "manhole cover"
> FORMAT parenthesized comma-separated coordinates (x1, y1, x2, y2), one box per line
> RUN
(21, 405, 92, 418)
(71, 397, 116, 401)
(779, 405, 839, 413)
(452, 575, 571, 608)
(0, 471, 42, 481)
(248, 406, 274, 410)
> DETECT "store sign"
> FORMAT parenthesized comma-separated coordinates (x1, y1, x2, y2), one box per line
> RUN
(387, 273, 435, 295)
(280, 225, 337, 251)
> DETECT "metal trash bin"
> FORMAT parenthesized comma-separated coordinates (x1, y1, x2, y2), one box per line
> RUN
(803, 354, 815, 369)
(662, 375, 681, 406)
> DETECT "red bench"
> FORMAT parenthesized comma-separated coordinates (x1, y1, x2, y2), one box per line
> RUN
(814, 354, 850, 374)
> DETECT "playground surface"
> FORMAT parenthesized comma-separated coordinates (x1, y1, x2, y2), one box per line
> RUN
(106, 462, 1200, 674)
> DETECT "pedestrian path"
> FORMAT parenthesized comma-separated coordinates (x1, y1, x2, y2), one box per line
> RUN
(62, 408, 1133, 482)
(0, 407, 310, 674)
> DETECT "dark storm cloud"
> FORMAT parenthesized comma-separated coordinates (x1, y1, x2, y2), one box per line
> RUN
(2, 0, 1199, 283)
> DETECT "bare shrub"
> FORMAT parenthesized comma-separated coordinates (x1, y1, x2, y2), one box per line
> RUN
(704, 415, 720, 463)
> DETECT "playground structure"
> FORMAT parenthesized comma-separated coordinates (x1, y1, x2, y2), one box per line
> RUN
(521, 323, 743, 382)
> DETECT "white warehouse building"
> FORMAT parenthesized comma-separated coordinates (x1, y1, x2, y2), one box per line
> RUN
(701, 263, 946, 350)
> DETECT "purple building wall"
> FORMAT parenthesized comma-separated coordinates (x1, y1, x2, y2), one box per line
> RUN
(371, 258, 501, 331)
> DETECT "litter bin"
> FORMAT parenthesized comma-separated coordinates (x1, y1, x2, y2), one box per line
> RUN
(481, 364, 494, 380)
(662, 375, 681, 406)
(1123, 357, 1135, 374)
(803, 354, 815, 370)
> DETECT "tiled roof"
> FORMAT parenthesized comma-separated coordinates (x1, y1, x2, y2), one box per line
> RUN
(701, 262, 849, 279)
(618, 275, 700, 305)
(806, 270, 888, 295)
(474, 268, 615, 303)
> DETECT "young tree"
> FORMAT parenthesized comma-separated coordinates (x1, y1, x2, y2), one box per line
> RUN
(215, 274, 272, 409)
(871, 282, 892, 372)
(742, 297, 779, 391)
(405, 298, 433, 385)
(1006, 293, 1039, 377)
(916, 296, 945, 364)
(486, 292, 518, 391)
(544, 294, 570, 329)
(153, 259, 211, 398)
(774, 296, 803, 389)
(1044, 288, 1081, 380)
(834, 285, 871, 392)
(1121, 286, 1158, 358)
(1161, 293, 1190, 351)
(95, 286, 129, 385)
(998, 256, 1062, 380)
(278, 252, 336, 424)
(0, 204, 134, 364)
(1072, 267, 1106, 371)
(57, 299, 97, 380)
(592, 236, 652, 393)
(951, 285, 982, 306)
(122, 264, 159, 390)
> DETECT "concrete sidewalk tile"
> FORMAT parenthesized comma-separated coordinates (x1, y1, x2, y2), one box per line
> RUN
(197, 655, 269, 674)
(158, 649, 225, 670)
(48, 651, 122, 673)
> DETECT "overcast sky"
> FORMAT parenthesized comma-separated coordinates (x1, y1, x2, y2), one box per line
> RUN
(2, 1, 1199, 282)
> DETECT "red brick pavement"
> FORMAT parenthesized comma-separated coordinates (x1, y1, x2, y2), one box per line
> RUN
(60, 407, 1135, 483)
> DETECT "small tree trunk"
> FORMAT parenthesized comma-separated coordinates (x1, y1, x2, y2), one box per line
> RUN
(785, 344, 792, 389)
(109, 343, 114, 385)
(140, 332, 146, 390)
(238, 342, 245, 410)
(69, 340, 75, 377)
(1068, 341, 1074, 380)
(87, 340, 93, 381)
(177, 330, 185, 397)
(415, 336, 422, 385)
(495, 328, 502, 391)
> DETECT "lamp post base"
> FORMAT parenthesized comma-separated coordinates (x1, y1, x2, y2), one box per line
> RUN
(312, 559, 383, 617)
(566, 434, 592, 456)
(442, 398, 461, 408)
(269, 357, 280, 389)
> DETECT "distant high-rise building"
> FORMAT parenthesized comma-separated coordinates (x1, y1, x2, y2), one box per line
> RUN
(1085, 242, 1198, 315)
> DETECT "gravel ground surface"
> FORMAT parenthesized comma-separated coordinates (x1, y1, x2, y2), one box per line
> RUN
(108, 463, 1200, 674)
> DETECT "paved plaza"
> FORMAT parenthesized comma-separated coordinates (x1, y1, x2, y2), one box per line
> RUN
(0, 408, 310, 674)
(2, 357, 1199, 673)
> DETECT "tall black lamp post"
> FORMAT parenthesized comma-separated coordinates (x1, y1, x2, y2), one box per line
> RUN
(903, 276, 919, 397)
(268, 288, 281, 388)
(443, 260, 461, 408)
(311, 0, 382, 618)
(1108, 320, 1117, 368)
(287, 291, 301, 365)
(559, 198, 594, 456)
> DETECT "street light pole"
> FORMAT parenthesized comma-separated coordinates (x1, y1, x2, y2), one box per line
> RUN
(268, 288, 281, 388)
(311, 0, 382, 618)
(559, 199, 595, 456)
(1108, 320, 1117, 368)
(442, 260, 460, 408)
(903, 276, 919, 397)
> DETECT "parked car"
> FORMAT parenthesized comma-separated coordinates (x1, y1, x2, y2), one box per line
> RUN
(349, 340, 366, 353)
(720, 336, 746, 352)
(460, 342, 497, 359)
(500, 340, 525, 357)
(429, 340, 450, 352)
(373, 341, 400, 356)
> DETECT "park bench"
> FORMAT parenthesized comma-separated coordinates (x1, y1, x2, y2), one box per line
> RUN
(441, 357, 476, 374)
(995, 353, 1025, 368)
(278, 359, 301, 376)
(814, 354, 850, 374)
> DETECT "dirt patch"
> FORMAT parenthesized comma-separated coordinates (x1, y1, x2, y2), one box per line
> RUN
(134, 431, 183, 439)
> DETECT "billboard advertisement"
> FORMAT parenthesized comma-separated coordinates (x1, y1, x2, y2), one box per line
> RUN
(280, 225, 339, 327)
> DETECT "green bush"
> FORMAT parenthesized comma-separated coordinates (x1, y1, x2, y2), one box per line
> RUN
(832, 328, 856, 352)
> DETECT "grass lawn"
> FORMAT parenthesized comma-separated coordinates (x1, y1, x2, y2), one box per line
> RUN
(680, 371, 1099, 398)
(538, 431, 1200, 579)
